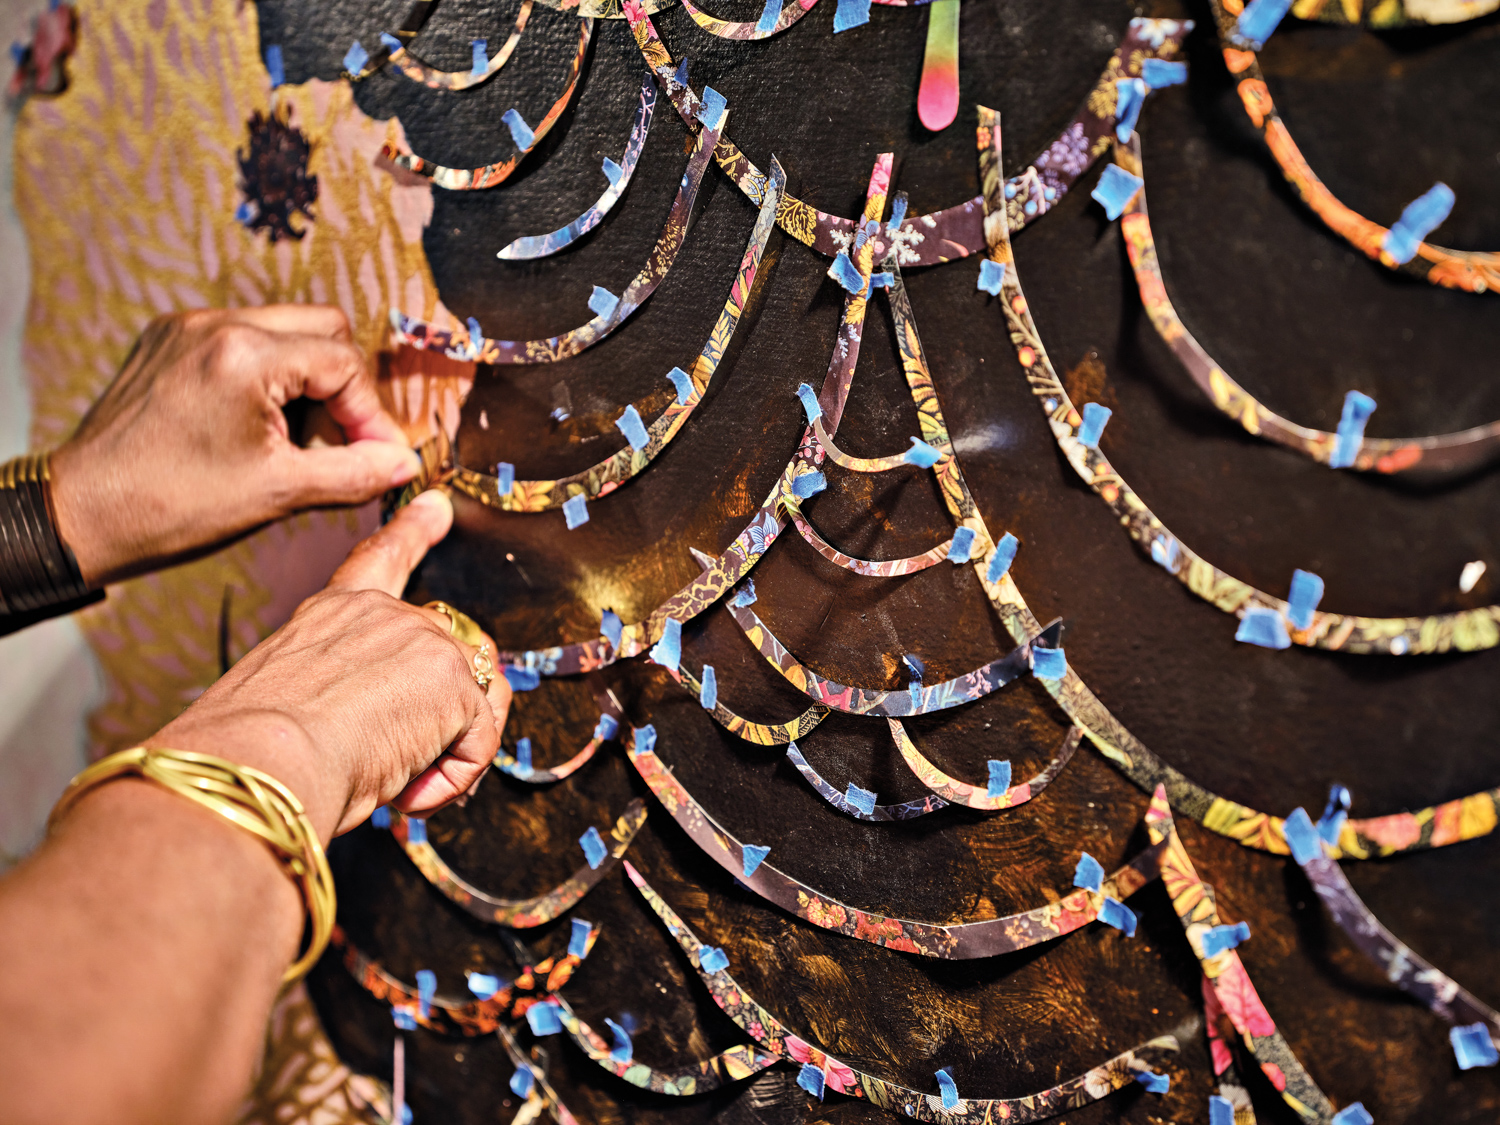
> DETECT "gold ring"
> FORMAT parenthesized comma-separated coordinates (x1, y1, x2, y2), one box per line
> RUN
(424, 600, 487, 648)
(472, 643, 496, 690)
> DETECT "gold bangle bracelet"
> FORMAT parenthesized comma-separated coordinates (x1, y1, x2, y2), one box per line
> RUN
(48, 746, 336, 983)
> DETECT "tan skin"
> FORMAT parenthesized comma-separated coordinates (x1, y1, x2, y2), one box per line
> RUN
(0, 306, 509, 1124)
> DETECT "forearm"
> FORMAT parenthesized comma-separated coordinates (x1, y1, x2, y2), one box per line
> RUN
(0, 777, 302, 1125)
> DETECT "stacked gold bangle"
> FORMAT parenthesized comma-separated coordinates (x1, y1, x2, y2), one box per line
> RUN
(49, 746, 335, 983)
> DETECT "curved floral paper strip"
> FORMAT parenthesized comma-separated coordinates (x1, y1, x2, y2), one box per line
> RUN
(553, 996, 781, 1094)
(331, 925, 515, 1036)
(890, 720, 1082, 811)
(626, 727, 1164, 957)
(379, 19, 593, 190)
(626, 860, 1180, 1119)
(499, 70, 657, 259)
(623, 6, 1190, 265)
(1144, 790, 1340, 1122)
(389, 799, 647, 926)
(1297, 833, 1500, 1045)
(790, 507, 954, 576)
(393, 112, 718, 366)
(812, 416, 928, 472)
(387, 2, 533, 89)
(679, 0, 819, 39)
(997, 153, 1500, 654)
(1117, 136, 1500, 474)
(677, 662, 831, 745)
(495, 685, 623, 783)
(1295, 0, 1499, 24)
(345, 0, 439, 79)
(498, 1022, 585, 1125)
(1208, 0, 1499, 294)
(785, 742, 948, 821)
(453, 158, 782, 513)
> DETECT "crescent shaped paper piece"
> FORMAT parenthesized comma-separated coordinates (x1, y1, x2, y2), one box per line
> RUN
(1295, 0, 1500, 24)
(531, 0, 674, 14)
(499, 71, 658, 259)
(553, 997, 781, 1094)
(676, 662, 831, 745)
(811, 415, 937, 472)
(392, 113, 720, 366)
(626, 861, 1181, 1119)
(889, 721, 1083, 812)
(342, 0, 439, 79)
(784, 742, 950, 821)
(1144, 790, 1348, 1123)
(789, 508, 955, 577)
(625, 727, 1166, 957)
(1115, 136, 1500, 475)
(679, 0, 820, 40)
(1284, 807, 1500, 1048)
(996, 161, 1500, 654)
(495, 686, 623, 783)
(386, 1, 533, 89)
(387, 799, 647, 926)
(1207, 0, 1500, 294)
(377, 19, 594, 190)
(452, 160, 783, 513)
(498, 1024, 584, 1125)
(622, 5, 1191, 265)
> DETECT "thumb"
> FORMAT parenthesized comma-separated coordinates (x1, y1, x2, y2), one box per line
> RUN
(275, 440, 421, 510)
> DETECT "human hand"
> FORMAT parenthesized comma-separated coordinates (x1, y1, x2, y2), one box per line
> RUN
(48, 305, 421, 586)
(149, 490, 510, 840)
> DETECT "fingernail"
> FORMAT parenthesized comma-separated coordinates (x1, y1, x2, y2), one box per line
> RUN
(408, 488, 453, 518)
(389, 449, 422, 486)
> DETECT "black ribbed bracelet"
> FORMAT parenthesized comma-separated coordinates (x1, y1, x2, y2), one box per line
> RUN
(0, 453, 102, 630)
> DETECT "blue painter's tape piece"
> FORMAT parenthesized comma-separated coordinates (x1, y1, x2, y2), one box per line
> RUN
(496, 462, 515, 495)
(1078, 402, 1112, 448)
(392, 1006, 418, 1030)
(700, 664, 718, 710)
(601, 156, 625, 187)
(265, 44, 285, 87)
(904, 437, 942, 467)
(505, 666, 541, 691)
(1318, 784, 1351, 844)
(467, 972, 501, 999)
(1330, 1104, 1374, 1125)
(936, 1067, 959, 1110)
(1031, 645, 1067, 680)
(1236, 0, 1294, 48)
(1209, 1095, 1236, 1125)
(515, 737, 533, 768)
(1383, 182, 1454, 264)
(673, 56, 689, 88)
(756, 0, 784, 33)
(1330, 389, 1377, 468)
(579, 826, 608, 870)
(903, 653, 925, 683)
(1135, 1070, 1170, 1094)
(845, 784, 878, 817)
(1236, 607, 1291, 649)
(563, 493, 590, 530)
(1073, 852, 1105, 893)
(466, 38, 488, 77)
(649, 617, 682, 671)
(8, 43, 22, 67)
(948, 526, 976, 564)
(601, 608, 623, 650)
(415, 969, 436, 1018)
(380, 32, 404, 52)
(796, 382, 823, 424)
(1150, 535, 1181, 571)
(407, 817, 427, 844)
(666, 366, 694, 404)
(1201, 921, 1251, 957)
(1283, 806, 1324, 865)
(1141, 57, 1187, 89)
(733, 579, 758, 608)
(986, 759, 1012, 798)
(633, 724, 657, 756)
(977, 257, 1007, 295)
(605, 1017, 634, 1063)
(1092, 163, 1144, 221)
(888, 196, 908, 229)
(371, 805, 391, 829)
(1286, 568, 1325, 631)
(869, 271, 894, 289)
(589, 285, 620, 320)
(235, 201, 258, 225)
(828, 251, 866, 293)
(503, 108, 536, 151)
(1451, 1023, 1500, 1070)
(510, 1067, 536, 1097)
(568, 917, 592, 958)
(1099, 896, 1138, 937)
(742, 844, 771, 878)
(616, 404, 650, 451)
(594, 714, 619, 741)
(1114, 77, 1147, 142)
(987, 532, 1019, 583)
(343, 40, 369, 75)
(699, 946, 729, 973)
(798, 1063, 826, 1098)
(792, 471, 827, 499)
(695, 85, 728, 131)
(466, 315, 484, 352)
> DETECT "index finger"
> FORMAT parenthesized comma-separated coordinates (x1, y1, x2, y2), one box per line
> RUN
(257, 332, 408, 446)
(224, 304, 354, 340)
(326, 490, 453, 597)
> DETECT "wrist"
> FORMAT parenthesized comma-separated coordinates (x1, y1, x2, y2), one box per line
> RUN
(0, 452, 101, 616)
(47, 440, 125, 587)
